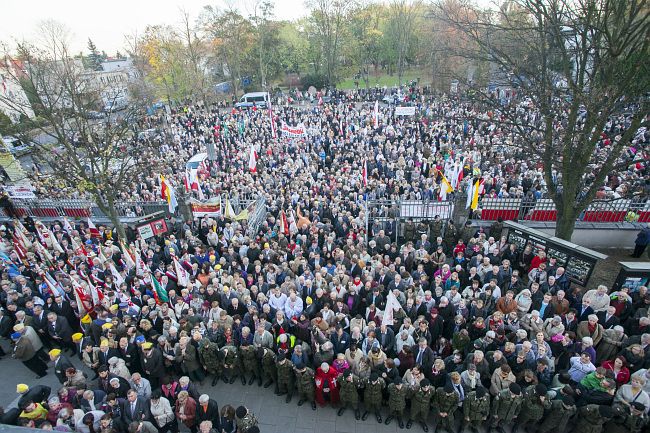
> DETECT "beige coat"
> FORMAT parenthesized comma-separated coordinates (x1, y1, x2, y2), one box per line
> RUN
(490, 367, 516, 396)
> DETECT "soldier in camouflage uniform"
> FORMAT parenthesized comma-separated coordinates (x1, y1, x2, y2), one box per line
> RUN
(362, 372, 385, 424)
(490, 383, 523, 433)
(404, 219, 416, 243)
(240, 343, 262, 386)
(385, 376, 407, 428)
(463, 387, 491, 433)
(435, 383, 460, 433)
(606, 402, 647, 433)
(234, 405, 259, 433)
(573, 405, 615, 433)
(537, 395, 576, 433)
(407, 378, 434, 431)
(259, 347, 278, 390)
(294, 362, 317, 410)
(197, 338, 222, 387)
(275, 352, 295, 403)
(337, 370, 362, 420)
(513, 384, 551, 433)
(219, 343, 240, 384)
(429, 215, 443, 240)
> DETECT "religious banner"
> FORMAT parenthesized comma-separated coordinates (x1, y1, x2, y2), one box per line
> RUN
(281, 122, 307, 137)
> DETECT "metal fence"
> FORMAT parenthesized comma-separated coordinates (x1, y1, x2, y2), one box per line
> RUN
(478, 197, 650, 223)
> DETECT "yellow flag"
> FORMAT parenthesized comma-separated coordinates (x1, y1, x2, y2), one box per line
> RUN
(470, 179, 481, 210)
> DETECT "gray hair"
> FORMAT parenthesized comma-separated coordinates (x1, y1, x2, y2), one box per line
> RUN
(198, 394, 210, 404)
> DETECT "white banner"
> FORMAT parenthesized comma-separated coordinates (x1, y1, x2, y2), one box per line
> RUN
(395, 106, 416, 116)
(281, 122, 307, 137)
(5, 185, 36, 199)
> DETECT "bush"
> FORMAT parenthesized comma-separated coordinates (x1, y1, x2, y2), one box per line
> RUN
(301, 73, 327, 91)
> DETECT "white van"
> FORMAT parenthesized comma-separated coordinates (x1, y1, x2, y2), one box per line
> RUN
(235, 92, 270, 109)
(186, 153, 208, 172)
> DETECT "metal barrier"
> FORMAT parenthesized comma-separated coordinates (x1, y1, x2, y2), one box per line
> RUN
(478, 197, 649, 223)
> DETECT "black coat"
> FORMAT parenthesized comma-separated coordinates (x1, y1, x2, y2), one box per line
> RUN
(53, 355, 74, 383)
(121, 397, 151, 424)
(18, 385, 51, 408)
(195, 399, 221, 431)
(48, 317, 73, 342)
(141, 348, 166, 378)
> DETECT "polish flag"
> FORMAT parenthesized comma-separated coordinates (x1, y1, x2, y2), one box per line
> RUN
(280, 210, 290, 235)
(248, 144, 257, 173)
(87, 218, 100, 238)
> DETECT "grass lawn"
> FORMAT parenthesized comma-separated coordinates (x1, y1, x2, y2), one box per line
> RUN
(338, 69, 430, 90)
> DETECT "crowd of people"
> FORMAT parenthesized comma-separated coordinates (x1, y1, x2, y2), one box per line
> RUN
(0, 86, 648, 433)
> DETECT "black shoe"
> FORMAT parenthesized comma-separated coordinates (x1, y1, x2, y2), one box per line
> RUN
(512, 426, 518, 433)
(298, 399, 304, 406)
(263, 380, 273, 388)
(398, 418, 404, 429)
(406, 420, 413, 429)
(421, 422, 429, 433)
(240, 376, 247, 385)
(376, 413, 383, 424)
(311, 401, 316, 410)
(277, 390, 286, 396)
(285, 395, 292, 404)
(355, 409, 361, 420)
(385, 415, 394, 425)
(248, 376, 255, 386)
(211, 377, 218, 386)
(362, 411, 369, 421)
(337, 408, 345, 416)
(229, 377, 236, 384)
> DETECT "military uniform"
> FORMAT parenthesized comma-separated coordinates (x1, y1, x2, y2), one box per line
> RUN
(416, 222, 429, 239)
(429, 219, 443, 240)
(235, 412, 258, 433)
(385, 382, 408, 427)
(260, 348, 278, 389)
(362, 377, 385, 423)
(537, 399, 575, 433)
(463, 390, 491, 432)
(240, 345, 261, 385)
(435, 387, 460, 433)
(606, 406, 648, 433)
(276, 358, 295, 402)
(573, 405, 612, 433)
(404, 221, 416, 243)
(490, 389, 523, 433)
(294, 366, 316, 409)
(513, 386, 551, 433)
(337, 372, 362, 419)
(198, 339, 222, 386)
(219, 344, 240, 384)
(408, 383, 434, 430)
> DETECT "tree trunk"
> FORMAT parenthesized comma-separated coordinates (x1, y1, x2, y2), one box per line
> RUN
(555, 205, 577, 241)
(106, 196, 126, 241)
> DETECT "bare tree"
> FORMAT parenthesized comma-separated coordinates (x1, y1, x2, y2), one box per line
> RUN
(0, 22, 158, 240)
(437, 0, 649, 240)
(386, 0, 421, 86)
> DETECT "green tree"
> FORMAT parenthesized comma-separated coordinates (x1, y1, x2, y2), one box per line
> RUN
(86, 38, 103, 71)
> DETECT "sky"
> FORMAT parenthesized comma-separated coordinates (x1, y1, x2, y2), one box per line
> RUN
(0, 0, 311, 54)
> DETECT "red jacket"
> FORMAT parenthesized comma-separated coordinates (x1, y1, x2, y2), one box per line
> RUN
(602, 360, 630, 385)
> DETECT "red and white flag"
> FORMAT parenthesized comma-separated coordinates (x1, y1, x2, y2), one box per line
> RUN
(248, 144, 257, 173)
(63, 217, 74, 234)
(280, 210, 290, 236)
(183, 172, 190, 193)
(87, 218, 100, 238)
(173, 257, 190, 288)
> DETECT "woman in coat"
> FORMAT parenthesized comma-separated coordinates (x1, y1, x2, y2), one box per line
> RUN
(174, 391, 197, 432)
(149, 390, 176, 433)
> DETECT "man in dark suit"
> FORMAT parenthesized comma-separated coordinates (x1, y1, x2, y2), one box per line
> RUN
(47, 312, 74, 352)
(121, 389, 151, 425)
(597, 306, 620, 329)
(49, 349, 74, 384)
(195, 394, 221, 431)
(366, 287, 385, 311)
(378, 324, 396, 357)
(118, 337, 141, 373)
(532, 293, 556, 321)
(31, 305, 51, 349)
(17, 384, 51, 408)
(577, 299, 595, 322)
(412, 338, 435, 370)
(97, 341, 118, 366)
(50, 295, 77, 331)
(562, 309, 579, 334)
